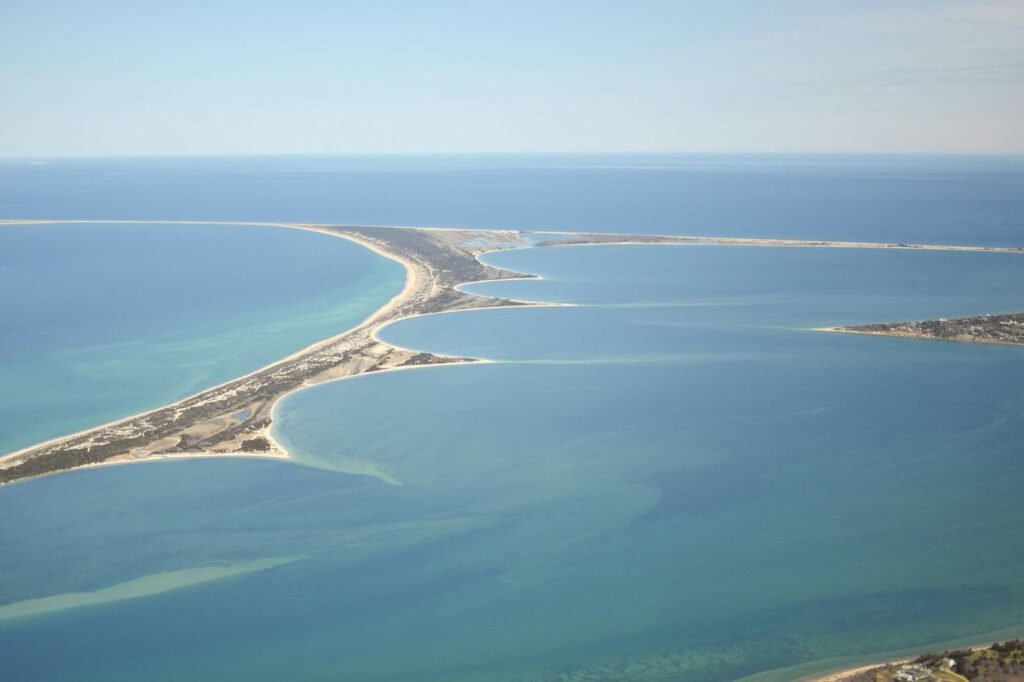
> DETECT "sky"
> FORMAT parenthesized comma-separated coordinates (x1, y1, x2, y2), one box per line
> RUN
(1, 0, 1021, 156)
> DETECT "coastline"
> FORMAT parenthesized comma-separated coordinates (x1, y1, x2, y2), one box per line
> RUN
(3, 219, 1024, 485)
(0, 224, 422, 469)
(4, 219, 1024, 676)
(530, 230, 1024, 254)
(815, 326, 1024, 347)
(6, 218, 1024, 254)
(803, 657, 915, 682)
(0, 221, 544, 484)
(801, 638, 1006, 682)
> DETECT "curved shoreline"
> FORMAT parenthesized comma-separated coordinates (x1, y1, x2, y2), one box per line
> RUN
(0, 223, 417, 466)
(793, 635, 1013, 682)
(4, 219, 1024, 677)
(3, 219, 1024, 485)
(817, 310, 1024, 347)
(5, 218, 1024, 254)
(0, 222, 545, 483)
(818, 326, 1024, 346)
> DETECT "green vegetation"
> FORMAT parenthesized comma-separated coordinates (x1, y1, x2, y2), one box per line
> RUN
(239, 437, 271, 452)
(845, 640, 1024, 681)
(921, 639, 1024, 680)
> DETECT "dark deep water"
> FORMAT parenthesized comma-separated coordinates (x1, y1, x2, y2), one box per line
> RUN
(3, 154, 1023, 246)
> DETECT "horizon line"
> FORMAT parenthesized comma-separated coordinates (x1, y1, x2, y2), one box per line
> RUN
(3, 151, 1024, 161)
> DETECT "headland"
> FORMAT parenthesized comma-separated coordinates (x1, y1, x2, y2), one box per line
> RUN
(823, 312, 1024, 346)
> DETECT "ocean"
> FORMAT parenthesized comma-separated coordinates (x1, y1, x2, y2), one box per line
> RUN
(0, 222, 403, 454)
(1, 155, 1023, 681)
(3, 154, 1024, 246)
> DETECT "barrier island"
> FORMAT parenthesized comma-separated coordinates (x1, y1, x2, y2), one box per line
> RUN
(2, 221, 1023, 485)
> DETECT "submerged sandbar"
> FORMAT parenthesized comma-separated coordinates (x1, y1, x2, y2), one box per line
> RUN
(0, 556, 303, 622)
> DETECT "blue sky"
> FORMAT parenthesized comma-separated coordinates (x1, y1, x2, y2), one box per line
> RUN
(1, 0, 1021, 156)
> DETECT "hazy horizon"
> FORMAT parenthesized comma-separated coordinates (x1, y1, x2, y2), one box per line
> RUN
(4, 151, 1024, 161)
(2, 0, 1022, 157)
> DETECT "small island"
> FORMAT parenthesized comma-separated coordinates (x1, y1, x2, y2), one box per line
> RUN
(829, 313, 1024, 346)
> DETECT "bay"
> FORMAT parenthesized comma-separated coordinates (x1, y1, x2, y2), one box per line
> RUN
(3, 240, 1023, 680)
(2, 156, 1024, 681)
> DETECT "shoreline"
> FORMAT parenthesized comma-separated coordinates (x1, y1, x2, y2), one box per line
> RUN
(5, 218, 1024, 254)
(0, 222, 548, 484)
(0, 223, 426, 467)
(4, 218, 1024, 675)
(801, 638, 1009, 682)
(3, 219, 1024, 485)
(816, 325, 1024, 348)
(804, 657, 916, 682)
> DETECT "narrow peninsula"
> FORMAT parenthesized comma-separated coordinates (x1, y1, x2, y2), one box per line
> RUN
(828, 312, 1024, 346)
(3, 220, 1023, 485)
(0, 225, 536, 484)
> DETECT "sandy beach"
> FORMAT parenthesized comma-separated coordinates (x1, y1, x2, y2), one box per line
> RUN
(3, 219, 1023, 485)
(794, 634, 1022, 682)
(0, 221, 536, 483)
(816, 326, 1024, 347)
(805, 659, 913, 682)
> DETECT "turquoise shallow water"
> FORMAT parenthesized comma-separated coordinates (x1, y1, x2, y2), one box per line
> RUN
(0, 222, 404, 453)
(2, 240, 1023, 681)
(3, 156, 1024, 680)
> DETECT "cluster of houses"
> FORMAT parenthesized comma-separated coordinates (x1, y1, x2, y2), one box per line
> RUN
(892, 658, 957, 681)
(865, 313, 1024, 345)
(893, 665, 932, 681)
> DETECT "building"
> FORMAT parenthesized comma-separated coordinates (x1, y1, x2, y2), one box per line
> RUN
(894, 665, 933, 682)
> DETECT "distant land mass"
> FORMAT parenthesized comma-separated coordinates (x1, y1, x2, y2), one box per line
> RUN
(829, 313, 1024, 346)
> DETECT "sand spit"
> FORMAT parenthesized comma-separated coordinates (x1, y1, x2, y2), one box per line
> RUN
(532, 231, 1024, 254)
(2, 220, 1023, 485)
(0, 224, 535, 484)
(820, 311, 1024, 347)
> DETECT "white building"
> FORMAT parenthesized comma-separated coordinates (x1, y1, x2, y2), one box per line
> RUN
(893, 664, 933, 682)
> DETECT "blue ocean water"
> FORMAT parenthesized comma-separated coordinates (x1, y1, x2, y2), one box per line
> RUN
(0, 222, 403, 453)
(2, 156, 1024, 681)
(2, 154, 1023, 246)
